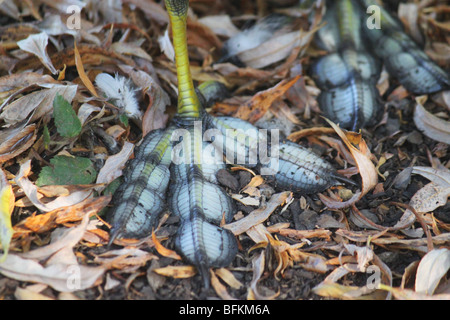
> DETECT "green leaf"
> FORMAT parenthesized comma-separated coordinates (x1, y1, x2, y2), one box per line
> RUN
(119, 113, 129, 127)
(36, 156, 97, 186)
(53, 94, 82, 138)
(0, 169, 14, 262)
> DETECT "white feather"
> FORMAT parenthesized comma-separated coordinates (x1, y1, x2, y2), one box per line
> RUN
(95, 73, 142, 119)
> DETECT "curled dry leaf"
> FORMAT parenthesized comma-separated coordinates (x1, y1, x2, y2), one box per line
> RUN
(214, 268, 243, 290)
(415, 248, 450, 296)
(210, 270, 237, 300)
(152, 231, 182, 261)
(247, 251, 279, 300)
(0, 123, 36, 163)
(74, 41, 98, 98)
(95, 141, 134, 192)
(313, 246, 392, 300)
(17, 32, 57, 74)
(392, 166, 450, 230)
(319, 118, 378, 209)
(414, 98, 450, 144)
(94, 247, 156, 270)
(224, 191, 292, 235)
(234, 76, 301, 123)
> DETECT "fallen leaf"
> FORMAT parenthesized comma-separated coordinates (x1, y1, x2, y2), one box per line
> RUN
(214, 268, 243, 290)
(37, 156, 97, 186)
(398, 3, 423, 44)
(414, 99, 450, 144)
(392, 166, 450, 230)
(17, 32, 57, 74)
(276, 228, 332, 241)
(231, 194, 260, 207)
(74, 41, 98, 97)
(95, 141, 134, 192)
(152, 231, 182, 260)
(0, 84, 78, 125)
(0, 72, 57, 99)
(14, 195, 110, 236)
(153, 265, 196, 279)
(319, 118, 378, 209)
(122, 0, 168, 25)
(415, 248, 450, 295)
(409, 182, 450, 213)
(247, 251, 279, 300)
(411, 166, 450, 188)
(234, 76, 301, 123)
(210, 270, 237, 300)
(111, 42, 153, 62)
(94, 247, 156, 270)
(224, 191, 292, 235)
(0, 123, 36, 163)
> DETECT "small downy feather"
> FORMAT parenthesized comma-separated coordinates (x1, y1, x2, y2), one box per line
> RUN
(95, 73, 142, 119)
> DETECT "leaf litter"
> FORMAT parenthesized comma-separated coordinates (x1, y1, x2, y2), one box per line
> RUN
(0, 0, 449, 301)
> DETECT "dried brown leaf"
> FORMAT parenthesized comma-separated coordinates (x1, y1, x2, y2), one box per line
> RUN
(153, 265, 196, 279)
(152, 231, 182, 260)
(215, 268, 243, 290)
(17, 32, 57, 74)
(74, 41, 98, 97)
(319, 119, 378, 209)
(210, 270, 237, 300)
(415, 248, 450, 295)
(95, 141, 134, 192)
(234, 76, 301, 123)
(414, 99, 450, 144)
(224, 191, 292, 235)
(0, 123, 36, 163)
